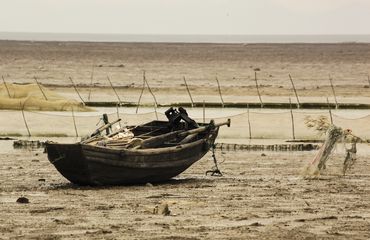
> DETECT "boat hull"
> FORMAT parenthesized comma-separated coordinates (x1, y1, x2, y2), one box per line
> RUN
(45, 134, 217, 185)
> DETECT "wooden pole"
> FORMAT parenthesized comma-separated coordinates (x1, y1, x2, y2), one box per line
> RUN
(288, 74, 300, 108)
(183, 76, 194, 107)
(2, 75, 11, 98)
(327, 97, 334, 124)
(144, 77, 158, 107)
(368, 74, 370, 87)
(72, 107, 78, 137)
(329, 74, 338, 109)
(20, 102, 31, 137)
(107, 76, 122, 105)
(289, 98, 296, 140)
(154, 102, 158, 120)
(254, 71, 263, 108)
(69, 77, 85, 105)
(116, 103, 122, 128)
(215, 76, 225, 108)
(88, 65, 95, 101)
(203, 100, 205, 124)
(247, 104, 252, 139)
(136, 72, 146, 114)
(33, 76, 48, 100)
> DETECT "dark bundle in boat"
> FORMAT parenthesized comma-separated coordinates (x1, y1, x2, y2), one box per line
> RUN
(45, 107, 230, 185)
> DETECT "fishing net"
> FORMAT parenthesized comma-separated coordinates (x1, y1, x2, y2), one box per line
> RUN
(303, 116, 360, 177)
(0, 83, 91, 111)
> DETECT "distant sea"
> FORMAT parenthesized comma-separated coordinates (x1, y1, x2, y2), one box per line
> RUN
(0, 32, 370, 43)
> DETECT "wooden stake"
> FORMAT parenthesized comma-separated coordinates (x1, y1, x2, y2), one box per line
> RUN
(2, 75, 11, 98)
(289, 98, 296, 140)
(329, 74, 338, 109)
(254, 71, 263, 108)
(215, 76, 225, 108)
(20, 102, 31, 137)
(288, 74, 300, 108)
(327, 97, 334, 124)
(136, 75, 145, 114)
(72, 107, 78, 137)
(88, 65, 95, 101)
(247, 104, 252, 139)
(69, 77, 85, 105)
(144, 77, 158, 107)
(367, 74, 370, 88)
(34, 76, 48, 100)
(107, 76, 122, 105)
(116, 103, 122, 128)
(183, 76, 194, 107)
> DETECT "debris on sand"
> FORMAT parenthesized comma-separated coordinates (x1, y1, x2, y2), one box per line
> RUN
(16, 197, 29, 204)
(153, 203, 171, 216)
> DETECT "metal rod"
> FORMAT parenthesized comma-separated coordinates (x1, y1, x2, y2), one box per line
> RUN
(254, 71, 263, 108)
(327, 97, 334, 124)
(88, 65, 95, 101)
(34, 76, 48, 100)
(247, 104, 252, 139)
(183, 76, 194, 107)
(289, 98, 296, 140)
(136, 73, 146, 114)
(107, 76, 122, 105)
(20, 102, 31, 137)
(72, 107, 78, 137)
(288, 74, 300, 108)
(69, 77, 85, 105)
(215, 76, 225, 108)
(2, 75, 11, 98)
(329, 74, 338, 109)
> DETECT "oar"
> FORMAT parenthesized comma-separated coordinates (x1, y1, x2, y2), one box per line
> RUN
(135, 119, 230, 149)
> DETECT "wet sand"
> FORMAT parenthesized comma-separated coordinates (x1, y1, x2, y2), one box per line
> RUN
(1, 145, 370, 239)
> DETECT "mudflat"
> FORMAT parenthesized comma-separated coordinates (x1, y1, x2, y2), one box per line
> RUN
(1, 41, 370, 104)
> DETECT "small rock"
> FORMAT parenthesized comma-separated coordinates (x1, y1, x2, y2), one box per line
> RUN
(250, 222, 263, 226)
(16, 197, 29, 204)
(146, 183, 153, 187)
(31, 159, 39, 162)
(153, 203, 171, 216)
(261, 153, 266, 157)
(38, 178, 46, 182)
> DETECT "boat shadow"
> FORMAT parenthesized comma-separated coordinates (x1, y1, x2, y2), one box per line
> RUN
(48, 177, 216, 190)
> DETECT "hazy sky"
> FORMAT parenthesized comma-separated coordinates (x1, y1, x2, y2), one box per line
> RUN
(0, 0, 369, 35)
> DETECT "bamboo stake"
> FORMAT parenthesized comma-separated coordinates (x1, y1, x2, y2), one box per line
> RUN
(289, 98, 296, 140)
(2, 75, 11, 98)
(327, 97, 334, 124)
(183, 76, 194, 107)
(116, 103, 122, 128)
(203, 100, 205, 124)
(34, 76, 48, 100)
(144, 77, 158, 107)
(247, 104, 252, 139)
(136, 75, 145, 114)
(88, 65, 95, 101)
(69, 77, 85, 105)
(107, 76, 122, 105)
(215, 76, 225, 108)
(72, 107, 78, 137)
(329, 74, 338, 109)
(20, 102, 31, 137)
(288, 74, 300, 108)
(254, 71, 263, 108)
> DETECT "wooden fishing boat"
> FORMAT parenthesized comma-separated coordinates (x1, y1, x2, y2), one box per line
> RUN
(45, 108, 230, 185)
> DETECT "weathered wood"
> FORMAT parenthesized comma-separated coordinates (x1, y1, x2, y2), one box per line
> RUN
(20, 102, 31, 137)
(71, 107, 78, 137)
(215, 76, 225, 108)
(136, 73, 146, 113)
(289, 98, 295, 140)
(247, 104, 252, 139)
(87, 64, 95, 101)
(329, 74, 339, 109)
(327, 97, 334, 124)
(107, 76, 122, 105)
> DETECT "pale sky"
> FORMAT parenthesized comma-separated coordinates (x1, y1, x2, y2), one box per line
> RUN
(0, 0, 369, 35)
